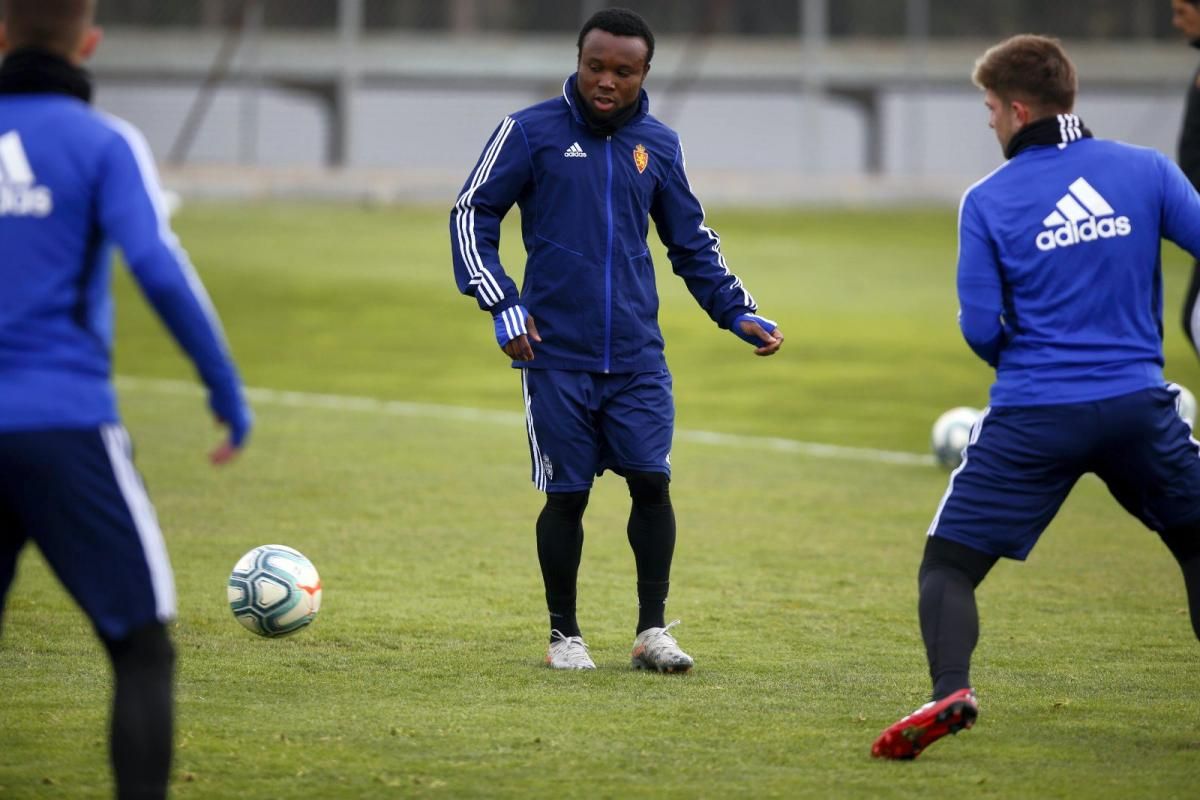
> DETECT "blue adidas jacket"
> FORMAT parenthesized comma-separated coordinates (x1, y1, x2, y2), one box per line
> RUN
(957, 130, 1200, 406)
(451, 74, 757, 373)
(0, 54, 248, 438)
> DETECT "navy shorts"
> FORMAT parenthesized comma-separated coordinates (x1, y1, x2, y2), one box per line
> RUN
(521, 368, 674, 492)
(0, 425, 176, 641)
(929, 386, 1200, 560)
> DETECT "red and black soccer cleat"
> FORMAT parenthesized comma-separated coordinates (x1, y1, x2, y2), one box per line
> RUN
(871, 688, 979, 760)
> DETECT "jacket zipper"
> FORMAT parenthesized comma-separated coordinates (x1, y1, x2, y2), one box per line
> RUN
(604, 135, 613, 374)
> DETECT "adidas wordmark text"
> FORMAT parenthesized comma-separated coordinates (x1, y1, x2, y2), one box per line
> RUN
(563, 142, 588, 158)
(1034, 177, 1130, 252)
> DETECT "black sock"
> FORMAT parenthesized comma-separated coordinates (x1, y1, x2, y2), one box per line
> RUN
(536, 490, 589, 639)
(918, 537, 997, 701)
(625, 471, 675, 633)
(102, 623, 175, 800)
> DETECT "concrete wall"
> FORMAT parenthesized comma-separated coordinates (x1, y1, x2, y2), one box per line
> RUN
(89, 31, 1197, 205)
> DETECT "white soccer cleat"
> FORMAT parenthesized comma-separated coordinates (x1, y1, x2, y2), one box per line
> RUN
(630, 620, 694, 673)
(545, 629, 596, 670)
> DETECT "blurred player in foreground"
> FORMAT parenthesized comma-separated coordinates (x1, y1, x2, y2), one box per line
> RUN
(1172, 0, 1200, 360)
(451, 7, 781, 672)
(0, 0, 251, 796)
(873, 34, 1200, 760)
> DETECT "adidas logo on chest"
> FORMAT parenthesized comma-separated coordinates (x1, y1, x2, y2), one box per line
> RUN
(0, 131, 53, 218)
(563, 142, 588, 158)
(1035, 177, 1130, 251)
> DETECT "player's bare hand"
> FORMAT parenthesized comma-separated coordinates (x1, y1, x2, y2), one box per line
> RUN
(209, 439, 241, 465)
(502, 315, 541, 360)
(209, 414, 247, 465)
(739, 319, 784, 356)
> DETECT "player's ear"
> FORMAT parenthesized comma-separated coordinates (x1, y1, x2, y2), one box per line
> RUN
(77, 25, 103, 63)
(1011, 99, 1031, 127)
(0, 22, 9, 55)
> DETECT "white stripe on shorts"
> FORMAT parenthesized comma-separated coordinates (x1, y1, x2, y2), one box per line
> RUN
(100, 424, 177, 621)
(926, 407, 989, 538)
(521, 370, 547, 491)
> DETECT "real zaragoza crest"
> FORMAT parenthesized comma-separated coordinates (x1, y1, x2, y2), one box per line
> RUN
(633, 144, 649, 174)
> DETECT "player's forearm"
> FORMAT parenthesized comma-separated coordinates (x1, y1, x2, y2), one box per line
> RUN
(134, 258, 243, 401)
(958, 304, 1006, 367)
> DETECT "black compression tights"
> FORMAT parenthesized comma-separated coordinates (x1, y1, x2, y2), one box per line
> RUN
(917, 537, 998, 701)
(536, 490, 589, 638)
(625, 471, 675, 633)
(535, 473, 676, 638)
(102, 623, 175, 800)
(1160, 525, 1200, 642)
(919, 527, 1200, 704)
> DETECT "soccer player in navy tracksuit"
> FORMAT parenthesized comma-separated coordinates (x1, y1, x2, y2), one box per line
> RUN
(0, 1, 251, 796)
(451, 8, 783, 672)
(872, 35, 1200, 760)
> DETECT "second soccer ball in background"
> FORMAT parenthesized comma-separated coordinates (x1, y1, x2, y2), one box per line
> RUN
(931, 406, 982, 471)
(1171, 382, 1197, 427)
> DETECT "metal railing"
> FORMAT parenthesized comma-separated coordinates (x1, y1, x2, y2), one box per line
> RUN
(93, 0, 1177, 39)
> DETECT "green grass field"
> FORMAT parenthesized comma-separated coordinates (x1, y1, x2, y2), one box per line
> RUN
(2, 204, 1199, 798)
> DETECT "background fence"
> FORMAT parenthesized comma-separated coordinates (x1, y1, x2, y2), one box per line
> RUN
(95, 1, 1180, 39)
(73, 1, 1200, 204)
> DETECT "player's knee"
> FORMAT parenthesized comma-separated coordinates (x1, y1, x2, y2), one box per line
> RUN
(103, 622, 176, 676)
(919, 536, 998, 589)
(544, 490, 590, 519)
(625, 470, 670, 506)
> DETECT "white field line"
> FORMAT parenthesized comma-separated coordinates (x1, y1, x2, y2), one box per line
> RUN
(115, 375, 937, 468)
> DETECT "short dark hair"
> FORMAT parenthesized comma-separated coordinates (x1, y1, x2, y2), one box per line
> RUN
(972, 34, 1076, 114)
(577, 7, 655, 65)
(1, 0, 94, 55)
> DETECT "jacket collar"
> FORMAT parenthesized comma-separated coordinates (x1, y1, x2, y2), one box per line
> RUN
(1005, 113, 1092, 160)
(0, 48, 93, 103)
(562, 73, 649, 135)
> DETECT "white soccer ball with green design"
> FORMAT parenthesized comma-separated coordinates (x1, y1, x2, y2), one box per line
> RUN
(227, 545, 322, 637)
(1171, 382, 1197, 427)
(931, 406, 981, 471)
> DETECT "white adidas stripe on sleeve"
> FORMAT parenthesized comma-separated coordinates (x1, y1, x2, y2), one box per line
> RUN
(454, 117, 515, 307)
(99, 113, 233, 353)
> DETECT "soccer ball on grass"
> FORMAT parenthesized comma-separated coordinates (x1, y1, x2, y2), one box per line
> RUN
(227, 544, 322, 637)
(931, 406, 981, 471)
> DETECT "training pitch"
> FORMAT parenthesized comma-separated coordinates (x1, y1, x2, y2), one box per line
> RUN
(1, 204, 1197, 798)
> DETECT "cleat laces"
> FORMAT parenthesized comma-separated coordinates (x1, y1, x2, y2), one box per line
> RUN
(632, 619, 694, 671)
(547, 629, 595, 669)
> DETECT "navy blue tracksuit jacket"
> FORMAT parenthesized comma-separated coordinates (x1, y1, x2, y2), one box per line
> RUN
(452, 74, 758, 374)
